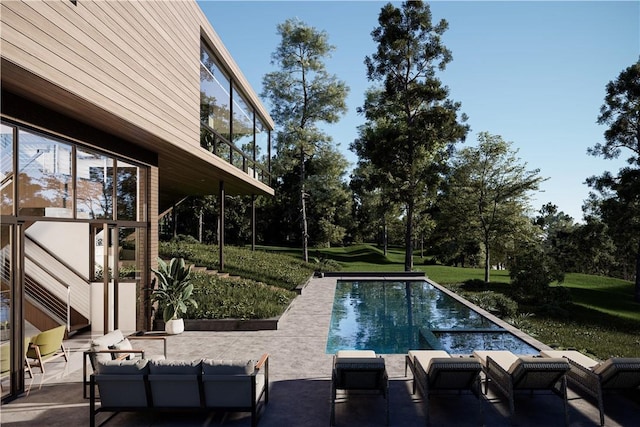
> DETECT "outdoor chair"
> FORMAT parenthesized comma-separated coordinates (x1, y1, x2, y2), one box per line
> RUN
(541, 350, 640, 426)
(330, 350, 389, 426)
(405, 350, 483, 426)
(473, 350, 571, 426)
(25, 325, 67, 374)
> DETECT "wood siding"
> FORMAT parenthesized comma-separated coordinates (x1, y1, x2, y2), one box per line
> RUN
(1, 0, 274, 201)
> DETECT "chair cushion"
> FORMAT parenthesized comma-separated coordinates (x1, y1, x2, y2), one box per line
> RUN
(202, 359, 255, 375)
(409, 350, 451, 371)
(336, 350, 376, 358)
(473, 350, 518, 370)
(540, 350, 600, 369)
(96, 359, 149, 375)
(149, 359, 202, 375)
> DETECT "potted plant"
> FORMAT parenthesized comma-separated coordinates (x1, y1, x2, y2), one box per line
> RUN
(150, 257, 197, 335)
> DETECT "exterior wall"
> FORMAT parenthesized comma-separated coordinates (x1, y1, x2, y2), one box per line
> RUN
(1, 0, 272, 149)
(1, 0, 274, 199)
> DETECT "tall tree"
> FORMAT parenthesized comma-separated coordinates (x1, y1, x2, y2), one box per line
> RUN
(352, 1, 468, 271)
(262, 19, 349, 262)
(587, 59, 640, 301)
(440, 132, 545, 282)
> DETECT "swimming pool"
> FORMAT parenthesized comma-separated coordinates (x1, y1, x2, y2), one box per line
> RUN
(326, 280, 538, 355)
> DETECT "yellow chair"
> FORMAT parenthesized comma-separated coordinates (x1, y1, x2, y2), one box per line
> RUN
(26, 325, 68, 373)
(1, 337, 33, 391)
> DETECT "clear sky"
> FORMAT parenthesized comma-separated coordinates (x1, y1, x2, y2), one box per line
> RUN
(199, 0, 639, 222)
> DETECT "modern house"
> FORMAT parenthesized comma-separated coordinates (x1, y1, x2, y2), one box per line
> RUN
(1, 0, 274, 401)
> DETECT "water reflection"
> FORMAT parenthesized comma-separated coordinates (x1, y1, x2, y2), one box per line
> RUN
(326, 281, 537, 354)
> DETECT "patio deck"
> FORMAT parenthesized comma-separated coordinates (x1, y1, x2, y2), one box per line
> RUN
(1, 276, 639, 426)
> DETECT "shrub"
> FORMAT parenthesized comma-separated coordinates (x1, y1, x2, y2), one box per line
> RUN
(185, 273, 296, 320)
(509, 244, 567, 306)
(461, 278, 488, 291)
(468, 291, 518, 318)
(158, 241, 315, 291)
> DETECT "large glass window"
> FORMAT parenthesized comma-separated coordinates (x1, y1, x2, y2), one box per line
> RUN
(76, 149, 113, 219)
(1, 124, 14, 215)
(18, 130, 73, 218)
(255, 119, 269, 181)
(200, 45, 231, 142)
(116, 160, 142, 221)
(232, 92, 254, 170)
(0, 223, 12, 398)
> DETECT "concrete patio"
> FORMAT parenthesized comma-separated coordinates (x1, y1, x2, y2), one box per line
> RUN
(1, 276, 639, 426)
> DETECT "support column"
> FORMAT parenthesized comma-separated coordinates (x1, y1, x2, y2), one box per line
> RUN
(219, 181, 225, 272)
(251, 194, 256, 251)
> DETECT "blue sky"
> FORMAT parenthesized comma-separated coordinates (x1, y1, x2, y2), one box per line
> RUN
(199, 0, 639, 222)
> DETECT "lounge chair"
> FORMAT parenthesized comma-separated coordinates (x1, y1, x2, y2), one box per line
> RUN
(541, 350, 640, 426)
(473, 350, 571, 426)
(25, 325, 67, 373)
(405, 350, 483, 426)
(330, 350, 389, 426)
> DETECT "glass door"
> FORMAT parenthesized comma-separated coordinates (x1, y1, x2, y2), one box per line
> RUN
(91, 224, 118, 334)
(1, 222, 25, 401)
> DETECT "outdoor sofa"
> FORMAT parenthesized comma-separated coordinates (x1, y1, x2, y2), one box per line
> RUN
(89, 353, 269, 427)
(405, 350, 483, 426)
(541, 350, 640, 426)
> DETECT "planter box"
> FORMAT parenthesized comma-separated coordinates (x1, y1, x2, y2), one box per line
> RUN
(184, 318, 280, 331)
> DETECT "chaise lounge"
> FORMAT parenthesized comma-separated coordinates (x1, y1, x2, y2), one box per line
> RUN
(330, 350, 389, 426)
(541, 350, 640, 426)
(405, 350, 483, 426)
(473, 350, 571, 426)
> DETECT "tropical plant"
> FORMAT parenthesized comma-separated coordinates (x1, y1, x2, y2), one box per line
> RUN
(150, 257, 197, 323)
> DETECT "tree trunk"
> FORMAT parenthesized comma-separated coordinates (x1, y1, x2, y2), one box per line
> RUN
(405, 202, 414, 271)
(383, 219, 388, 256)
(300, 146, 309, 263)
(635, 239, 640, 303)
(484, 239, 490, 283)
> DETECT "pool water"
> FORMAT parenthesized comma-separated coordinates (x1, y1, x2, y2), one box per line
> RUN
(326, 280, 538, 355)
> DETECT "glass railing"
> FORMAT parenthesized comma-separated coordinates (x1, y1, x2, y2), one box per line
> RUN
(200, 124, 271, 187)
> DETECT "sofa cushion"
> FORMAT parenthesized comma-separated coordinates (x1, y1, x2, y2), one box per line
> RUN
(149, 359, 202, 375)
(202, 359, 255, 375)
(90, 330, 126, 363)
(96, 359, 149, 375)
(91, 330, 125, 350)
(109, 338, 133, 351)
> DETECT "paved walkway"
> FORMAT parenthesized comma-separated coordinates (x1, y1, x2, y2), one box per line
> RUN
(1, 276, 639, 426)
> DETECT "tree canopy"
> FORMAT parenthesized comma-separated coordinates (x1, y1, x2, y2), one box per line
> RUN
(352, 0, 468, 271)
(262, 18, 349, 261)
(437, 132, 546, 282)
(587, 59, 640, 301)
